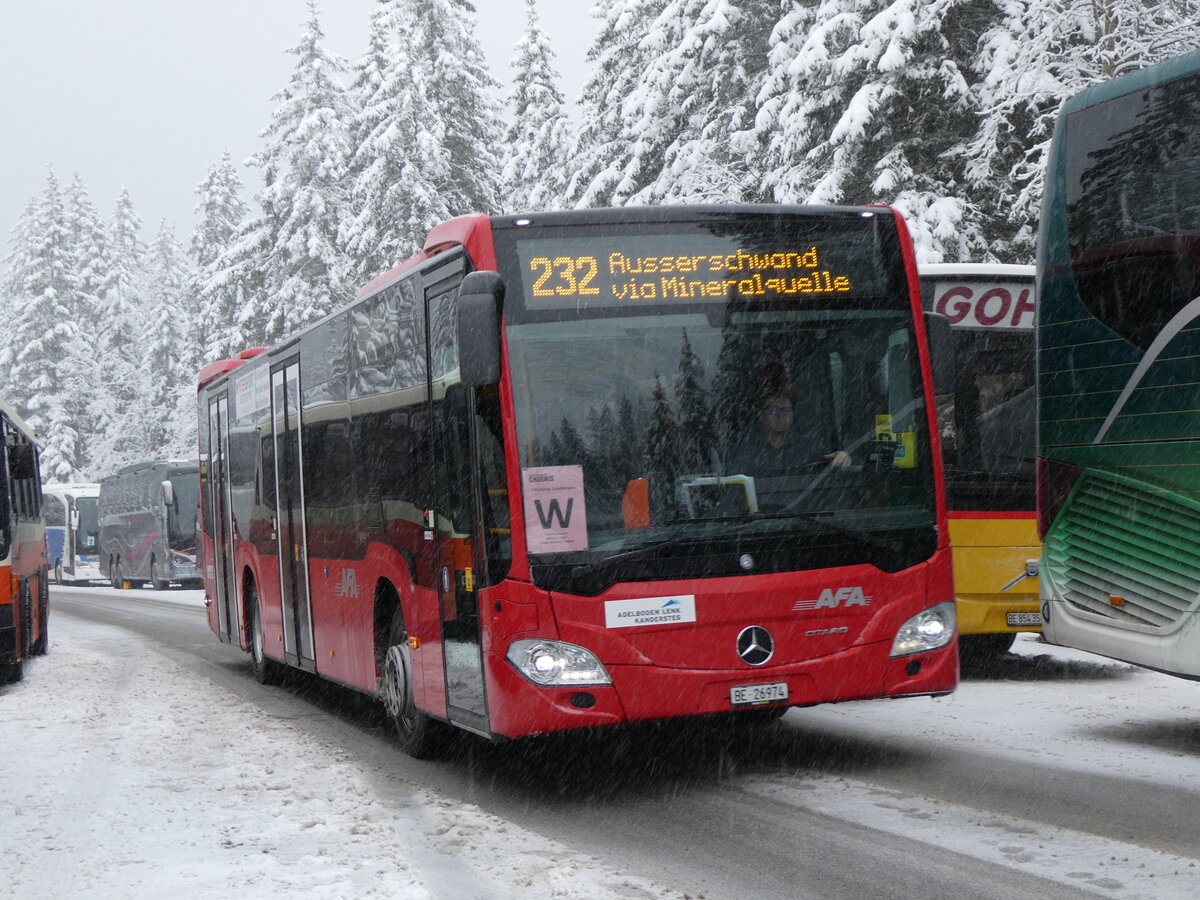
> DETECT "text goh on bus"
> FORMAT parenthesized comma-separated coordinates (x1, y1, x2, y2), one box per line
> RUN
(1038, 49, 1200, 680)
(919, 263, 1040, 660)
(42, 482, 101, 584)
(1, 399, 49, 683)
(197, 205, 959, 756)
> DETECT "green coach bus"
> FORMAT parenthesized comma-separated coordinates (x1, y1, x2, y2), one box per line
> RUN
(1037, 49, 1200, 680)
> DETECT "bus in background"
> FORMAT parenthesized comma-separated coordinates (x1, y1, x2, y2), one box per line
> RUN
(1, 399, 48, 683)
(919, 264, 1041, 661)
(1038, 50, 1200, 680)
(198, 204, 959, 758)
(98, 461, 201, 590)
(43, 482, 101, 584)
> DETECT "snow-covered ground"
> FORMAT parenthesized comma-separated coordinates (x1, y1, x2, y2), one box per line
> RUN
(4, 592, 1200, 898)
(1, 592, 690, 900)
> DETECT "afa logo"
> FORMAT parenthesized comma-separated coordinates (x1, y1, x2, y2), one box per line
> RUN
(792, 586, 872, 612)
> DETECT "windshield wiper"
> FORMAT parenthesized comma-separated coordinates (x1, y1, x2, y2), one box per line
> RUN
(568, 534, 704, 580)
(754, 509, 902, 554)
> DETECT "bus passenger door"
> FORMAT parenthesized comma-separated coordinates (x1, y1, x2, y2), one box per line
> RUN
(427, 278, 489, 735)
(207, 394, 238, 643)
(270, 360, 316, 671)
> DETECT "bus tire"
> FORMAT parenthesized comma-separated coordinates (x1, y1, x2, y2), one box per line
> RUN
(110, 559, 123, 590)
(31, 582, 48, 656)
(151, 559, 170, 591)
(382, 607, 444, 760)
(2, 661, 23, 684)
(246, 579, 283, 686)
(54, 561, 63, 585)
(959, 632, 1017, 663)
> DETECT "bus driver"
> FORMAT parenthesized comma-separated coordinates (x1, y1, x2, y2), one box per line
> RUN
(729, 389, 852, 478)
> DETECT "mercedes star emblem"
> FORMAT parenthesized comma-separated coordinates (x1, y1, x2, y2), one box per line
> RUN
(736, 625, 774, 666)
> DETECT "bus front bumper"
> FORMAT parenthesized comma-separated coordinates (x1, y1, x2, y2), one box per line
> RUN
(482, 636, 958, 739)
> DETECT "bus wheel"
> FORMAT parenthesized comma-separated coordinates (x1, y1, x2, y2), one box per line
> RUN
(959, 632, 1017, 666)
(382, 609, 444, 759)
(2, 661, 23, 684)
(31, 589, 48, 656)
(110, 560, 123, 590)
(54, 562, 63, 585)
(246, 580, 282, 685)
(151, 559, 170, 591)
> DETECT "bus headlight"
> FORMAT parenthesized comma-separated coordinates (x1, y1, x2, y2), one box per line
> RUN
(889, 601, 956, 657)
(507, 639, 612, 686)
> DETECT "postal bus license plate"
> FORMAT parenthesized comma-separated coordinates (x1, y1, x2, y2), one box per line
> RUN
(730, 682, 788, 706)
(1006, 611, 1042, 627)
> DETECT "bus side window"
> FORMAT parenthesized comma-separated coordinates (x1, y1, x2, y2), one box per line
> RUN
(44, 494, 66, 527)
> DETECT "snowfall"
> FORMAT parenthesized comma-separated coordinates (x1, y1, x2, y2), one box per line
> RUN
(3, 590, 1200, 899)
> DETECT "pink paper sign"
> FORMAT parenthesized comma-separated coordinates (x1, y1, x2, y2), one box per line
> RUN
(522, 465, 589, 553)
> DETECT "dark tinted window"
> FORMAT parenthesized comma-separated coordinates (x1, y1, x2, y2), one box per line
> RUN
(44, 493, 66, 526)
(939, 330, 1035, 511)
(1065, 71, 1200, 350)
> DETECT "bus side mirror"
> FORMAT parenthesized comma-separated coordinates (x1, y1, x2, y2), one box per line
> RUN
(924, 312, 956, 395)
(457, 271, 504, 387)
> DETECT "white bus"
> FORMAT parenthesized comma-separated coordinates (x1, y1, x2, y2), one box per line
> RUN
(42, 483, 102, 584)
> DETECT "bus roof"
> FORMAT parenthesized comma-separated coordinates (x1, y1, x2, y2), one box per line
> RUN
(42, 483, 100, 495)
(918, 263, 1034, 279)
(1063, 49, 1200, 115)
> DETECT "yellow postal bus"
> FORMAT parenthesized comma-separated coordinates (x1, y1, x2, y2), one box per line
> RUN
(920, 263, 1041, 660)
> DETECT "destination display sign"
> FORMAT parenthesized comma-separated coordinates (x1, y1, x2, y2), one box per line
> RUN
(515, 230, 885, 309)
(929, 280, 1036, 330)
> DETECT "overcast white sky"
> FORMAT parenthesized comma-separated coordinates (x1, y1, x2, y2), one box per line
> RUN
(0, 0, 598, 248)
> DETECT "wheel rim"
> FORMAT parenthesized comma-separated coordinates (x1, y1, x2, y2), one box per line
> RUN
(382, 645, 409, 719)
(251, 608, 264, 664)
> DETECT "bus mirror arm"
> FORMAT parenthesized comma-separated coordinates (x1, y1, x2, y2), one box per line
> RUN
(923, 312, 956, 395)
(457, 271, 505, 387)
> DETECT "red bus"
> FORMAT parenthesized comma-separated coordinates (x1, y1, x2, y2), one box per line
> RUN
(1, 399, 49, 684)
(197, 205, 958, 757)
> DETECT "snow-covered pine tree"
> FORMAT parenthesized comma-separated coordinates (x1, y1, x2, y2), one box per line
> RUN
(600, 0, 777, 205)
(404, 0, 503, 216)
(965, 0, 1200, 261)
(191, 150, 248, 363)
(343, 0, 455, 283)
(60, 173, 110, 473)
(752, 0, 995, 263)
(89, 187, 151, 476)
(500, 0, 576, 212)
(0, 170, 87, 480)
(142, 221, 196, 459)
(567, 0, 670, 207)
(246, 0, 355, 345)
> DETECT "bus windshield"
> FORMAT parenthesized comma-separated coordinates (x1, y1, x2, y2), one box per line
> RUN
(74, 495, 99, 553)
(499, 211, 936, 593)
(165, 469, 199, 550)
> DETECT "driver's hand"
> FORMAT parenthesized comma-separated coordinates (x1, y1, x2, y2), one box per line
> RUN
(824, 450, 852, 467)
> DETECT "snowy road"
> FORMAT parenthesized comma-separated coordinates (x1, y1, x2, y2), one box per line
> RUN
(3, 587, 1199, 899)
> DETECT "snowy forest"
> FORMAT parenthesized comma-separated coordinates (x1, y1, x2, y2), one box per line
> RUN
(2, 0, 1198, 484)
